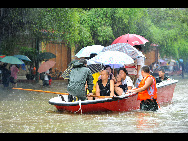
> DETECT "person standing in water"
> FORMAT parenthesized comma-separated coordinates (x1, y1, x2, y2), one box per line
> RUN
(10, 64, 19, 88)
(128, 66, 158, 111)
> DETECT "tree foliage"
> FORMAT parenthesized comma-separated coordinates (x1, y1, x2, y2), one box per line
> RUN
(0, 8, 188, 62)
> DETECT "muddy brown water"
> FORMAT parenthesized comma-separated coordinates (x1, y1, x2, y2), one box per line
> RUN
(0, 76, 188, 133)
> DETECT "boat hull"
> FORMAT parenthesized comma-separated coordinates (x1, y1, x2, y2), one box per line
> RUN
(49, 80, 178, 113)
(54, 94, 140, 113)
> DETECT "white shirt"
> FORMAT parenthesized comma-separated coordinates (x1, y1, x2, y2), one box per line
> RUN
(44, 70, 49, 80)
(137, 52, 145, 80)
(122, 76, 133, 88)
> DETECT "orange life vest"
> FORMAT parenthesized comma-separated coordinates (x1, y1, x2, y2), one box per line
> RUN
(137, 75, 157, 101)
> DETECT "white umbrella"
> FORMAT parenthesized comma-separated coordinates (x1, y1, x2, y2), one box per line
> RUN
(89, 51, 134, 69)
(75, 45, 104, 58)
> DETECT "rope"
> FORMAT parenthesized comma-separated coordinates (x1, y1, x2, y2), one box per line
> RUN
(74, 100, 82, 114)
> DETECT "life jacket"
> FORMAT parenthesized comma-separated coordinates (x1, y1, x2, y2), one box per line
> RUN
(137, 75, 157, 101)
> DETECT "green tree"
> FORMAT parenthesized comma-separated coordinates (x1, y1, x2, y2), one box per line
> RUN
(1, 8, 188, 63)
(147, 8, 188, 62)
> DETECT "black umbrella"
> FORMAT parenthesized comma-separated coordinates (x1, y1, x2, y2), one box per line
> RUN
(61, 60, 102, 79)
(87, 64, 103, 74)
(38, 52, 56, 60)
(61, 64, 73, 79)
(61, 60, 79, 79)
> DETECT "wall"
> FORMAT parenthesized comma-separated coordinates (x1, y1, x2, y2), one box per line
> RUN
(144, 48, 160, 66)
(42, 42, 71, 74)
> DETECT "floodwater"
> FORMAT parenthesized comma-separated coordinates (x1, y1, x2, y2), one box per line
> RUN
(0, 76, 188, 133)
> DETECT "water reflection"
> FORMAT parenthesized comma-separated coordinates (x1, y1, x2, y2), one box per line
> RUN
(0, 77, 188, 133)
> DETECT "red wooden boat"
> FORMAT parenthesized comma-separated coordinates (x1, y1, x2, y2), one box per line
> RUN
(49, 80, 178, 113)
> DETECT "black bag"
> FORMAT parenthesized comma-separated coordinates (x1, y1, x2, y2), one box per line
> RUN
(68, 94, 73, 102)
(68, 94, 78, 102)
(40, 72, 45, 80)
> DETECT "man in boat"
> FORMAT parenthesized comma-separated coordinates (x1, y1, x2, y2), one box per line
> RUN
(115, 67, 133, 96)
(96, 69, 114, 98)
(98, 65, 114, 80)
(156, 69, 170, 83)
(128, 66, 158, 111)
(67, 59, 93, 101)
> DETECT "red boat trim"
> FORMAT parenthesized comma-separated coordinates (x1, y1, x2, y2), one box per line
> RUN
(49, 94, 132, 106)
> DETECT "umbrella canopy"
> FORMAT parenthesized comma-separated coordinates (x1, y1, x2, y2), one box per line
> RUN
(179, 59, 183, 63)
(159, 59, 166, 63)
(0, 55, 6, 58)
(61, 60, 80, 79)
(90, 51, 134, 67)
(0, 56, 24, 64)
(14, 55, 31, 61)
(112, 34, 149, 46)
(102, 43, 144, 59)
(61, 60, 103, 79)
(75, 45, 104, 58)
(38, 61, 56, 73)
(61, 64, 73, 79)
(38, 52, 56, 60)
(87, 64, 103, 74)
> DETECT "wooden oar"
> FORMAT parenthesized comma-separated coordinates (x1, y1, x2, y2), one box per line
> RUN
(12, 88, 113, 98)
(12, 88, 69, 95)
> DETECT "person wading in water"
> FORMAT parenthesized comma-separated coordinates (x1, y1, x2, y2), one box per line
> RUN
(128, 66, 158, 111)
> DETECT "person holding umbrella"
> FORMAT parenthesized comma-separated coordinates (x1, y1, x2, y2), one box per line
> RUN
(10, 64, 19, 88)
(0, 56, 23, 88)
(43, 68, 50, 86)
(134, 45, 145, 88)
(1, 63, 11, 88)
(38, 60, 56, 87)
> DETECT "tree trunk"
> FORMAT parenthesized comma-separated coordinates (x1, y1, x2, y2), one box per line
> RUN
(35, 37, 39, 82)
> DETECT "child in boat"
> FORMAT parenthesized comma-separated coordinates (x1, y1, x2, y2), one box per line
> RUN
(96, 69, 114, 98)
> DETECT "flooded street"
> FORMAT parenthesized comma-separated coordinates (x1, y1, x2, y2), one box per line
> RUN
(0, 76, 188, 133)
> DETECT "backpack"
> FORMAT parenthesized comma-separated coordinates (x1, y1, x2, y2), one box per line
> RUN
(40, 72, 45, 80)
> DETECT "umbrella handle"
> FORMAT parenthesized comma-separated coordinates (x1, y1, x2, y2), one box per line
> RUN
(113, 64, 114, 75)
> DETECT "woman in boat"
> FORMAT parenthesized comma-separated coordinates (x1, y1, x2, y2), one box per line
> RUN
(114, 74, 122, 87)
(114, 74, 123, 96)
(96, 69, 114, 98)
(115, 67, 133, 96)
